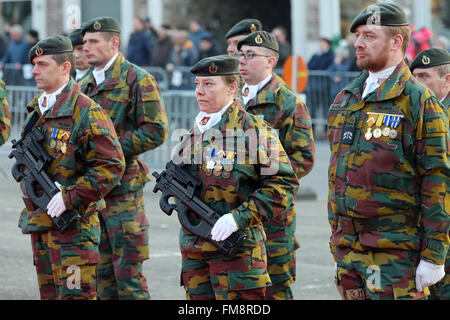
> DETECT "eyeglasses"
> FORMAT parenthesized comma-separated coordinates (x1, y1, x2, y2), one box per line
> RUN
(236, 51, 271, 60)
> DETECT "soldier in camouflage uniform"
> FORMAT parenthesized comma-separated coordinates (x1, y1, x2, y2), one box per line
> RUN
(328, 3, 449, 300)
(68, 28, 92, 83)
(410, 48, 450, 300)
(410, 48, 450, 110)
(18, 35, 125, 300)
(79, 17, 169, 300)
(174, 55, 298, 300)
(0, 79, 11, 146)
(236, 31, 315, 300)
(225, 18, 262, 57)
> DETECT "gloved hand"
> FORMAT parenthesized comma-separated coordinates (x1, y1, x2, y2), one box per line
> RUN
(47, 182, 66, 218)
(211, 213, 238, 242)
(415, 259, 445, 292)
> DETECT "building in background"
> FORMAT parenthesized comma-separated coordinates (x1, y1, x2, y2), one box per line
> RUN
(0, 0, 448, 64)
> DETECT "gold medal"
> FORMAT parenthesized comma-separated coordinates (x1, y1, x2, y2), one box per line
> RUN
(389, 129, 398, 139)
(206, 160, 215, 170)
(60, 143, 67, 153)
(50, 140, 57, 148)
(56, 140, 63, 150)
(373, 128, 382, 139)
(365, 128, 373, 141)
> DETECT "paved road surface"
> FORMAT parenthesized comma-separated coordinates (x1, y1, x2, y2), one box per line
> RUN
(0, 140, 338, 300)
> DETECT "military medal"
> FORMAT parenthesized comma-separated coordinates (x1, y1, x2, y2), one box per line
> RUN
(60, 143, 67, 153)
(224, 151, 234, 172)
(221, 159, 230, 178)
(50, 128, 59, 148)
(389, 115, 402, 139)
(365, 128, 373, 141)
(373, 127, 382, 138)
(365, 113, 377, 141)
(372, 113, 384, 138)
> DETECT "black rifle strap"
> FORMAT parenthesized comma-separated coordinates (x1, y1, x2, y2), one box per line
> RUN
(22, 111, 40, 137)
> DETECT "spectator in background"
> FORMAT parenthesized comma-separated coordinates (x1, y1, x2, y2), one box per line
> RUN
(188, 19, 212, 52)
(434, 35, 449, 51)
(0, 32, 8, 61)
(26, 29, 39, 51)
(306, 37, 335, 136)
(0, 24, 29, 71)
(126, 17, 154, 66)
(143, 17, 158, 39)
(405, 26, 432, 63)
(166, 29, 198, 89)
(272, 25, 291, 69)
(151, 24, 174, 68)
(198, 34, 218, 61)
(307, 37, 335, 71)
(327, 46, 352, 100)
(345, 33, 361, 72)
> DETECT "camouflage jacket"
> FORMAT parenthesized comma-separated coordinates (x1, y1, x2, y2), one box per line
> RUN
(0, 79, 11, 146)
(442, 92, 449, 110)
(79, 53, 169, 195)
(176, 100, 299, 254)
(244, 73, 315, 255)
(18, 79, 125, 241)
(245, 73, 315, 180)
(327, 61, 450, 265)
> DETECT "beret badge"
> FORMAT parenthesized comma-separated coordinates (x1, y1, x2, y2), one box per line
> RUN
(93, 21, 102, 31)
(35, 46, 44, 56)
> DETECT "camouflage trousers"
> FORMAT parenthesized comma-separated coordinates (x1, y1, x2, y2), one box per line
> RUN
(335, 247, 428, 300)
(429, 254, 450, 300)
(263, 218, 299, 300)
(31, 231, 97, 300)
(180, 230, 271, 300)
(98, 190, 150, 300)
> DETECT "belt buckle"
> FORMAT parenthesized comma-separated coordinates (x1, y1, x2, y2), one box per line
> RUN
(341, 216, 356, 235)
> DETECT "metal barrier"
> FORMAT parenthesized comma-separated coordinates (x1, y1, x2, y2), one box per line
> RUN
(0, 86, 198, 169)
(0, 69, 361, 165)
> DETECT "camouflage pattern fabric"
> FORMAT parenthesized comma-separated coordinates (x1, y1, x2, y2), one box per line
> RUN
(79, 53, 168, 299)
(176, 100, 299, 300)
(327, 61, 450, 299)
(97, 190, 150, 300)
(18, 79, 125, 299)
(244, 73, 315, 299)
(429, 93, 449, 300)
(0, 79, 11, 146)
(335, 247, 426, 300)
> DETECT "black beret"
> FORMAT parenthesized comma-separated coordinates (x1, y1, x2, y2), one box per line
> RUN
(237, 31, 279, 53)
(350, 3, 409, 33)
(225, 18, 262, 40)
(69, 28, 84, 46)
(82, 16, 121, 35)
(191, 55, 239, 76)
(29, 35, 73, 63)
(410, 48, 450, 72)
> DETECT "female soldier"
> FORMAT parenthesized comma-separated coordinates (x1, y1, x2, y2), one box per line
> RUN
(175, 55, 299, 300)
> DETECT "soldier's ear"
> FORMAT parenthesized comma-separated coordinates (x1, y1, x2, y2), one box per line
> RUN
(110, 36, 120, 50)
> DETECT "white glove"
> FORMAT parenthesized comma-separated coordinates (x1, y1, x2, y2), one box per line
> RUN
(415, 259, 445, 292)
(47, 183, 66, 218)
(211, 213, 238, 242)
